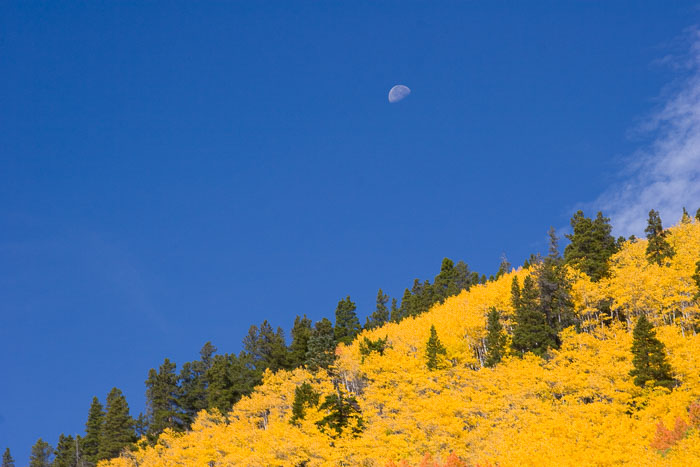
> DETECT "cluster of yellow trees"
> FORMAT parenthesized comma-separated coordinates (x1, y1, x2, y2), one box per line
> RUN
(103, 220, 700, 466)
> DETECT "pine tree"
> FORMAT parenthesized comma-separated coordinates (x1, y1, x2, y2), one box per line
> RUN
(433, 258, 460, 302)
(629, 315, 675, 390)
(82, 396, 104, 465)
(358, 336, 388, 362)
(425, 325, 447, 371)
(511, 275, 557, 357)
(365, 289, 390, 329)
(696, 207, 700, 222)
(511, 276, 521, 311)
(537, 227, 574, 338)
(53, 434, 76, 467)
(145, 358, 183, 441)
(334, 296, 361, 345)
(396, 288, 413, 322)
(290, 382, 320, 425)
(97, 387, 136, 461)
(243, 320, 290, 374)
(178, 341, 216, 427)
(454, 260, 473, 291)
(645, 209, 675, 265)
(305, 318, 336, 371)
(496, 255, 511, 279)
(2, 448, 15, 467)
(484, 308, 507, 367)
(29, 439, 52, 467)
(389, 298, 400, 323)
(316, 391, 363, 437)
(289, 315, 313, 368)
(693, 259, 700, 302)
(205, 352, 257, 414)
(682, 207, 691, 223)
(564, 210, 617, 281)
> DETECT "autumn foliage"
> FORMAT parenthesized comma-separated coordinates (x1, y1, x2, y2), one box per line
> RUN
(102, 219, 700, 466)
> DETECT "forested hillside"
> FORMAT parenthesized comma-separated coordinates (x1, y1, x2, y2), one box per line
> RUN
(13, 209, 700, 466)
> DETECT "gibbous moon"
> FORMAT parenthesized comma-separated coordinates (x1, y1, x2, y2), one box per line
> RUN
(388, 84, 411, 103)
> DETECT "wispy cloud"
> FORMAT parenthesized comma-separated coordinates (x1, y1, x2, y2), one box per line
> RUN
(594, 29, 700, 236)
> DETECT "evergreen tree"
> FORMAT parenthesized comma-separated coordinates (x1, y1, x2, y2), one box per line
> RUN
(496, 255, 511, 279)
(425, 325, 447, 371)
(696, 207, 700, 222)
(178, 341, 216, 427)
(511, 275, 557, 358)
(334, 296, 361, 345)
(53, 434, 76, 467)
(511, 276, 521, 311)
(243, 320, 290, 374)
(484, 308, 507, 367)
(389, 298, 400, 323)
(433, 258, 460, 302)
(82, 396, 104, 465)
(694, 259, 700, 302)
(645, 209, 675, 265)
(629, 315, 675, 390)
(289, 315, 313, 368)
(564, 210, 617, 281)
(358, 336, 388, 362)
(29, 439, 52, 467)
(396, 288, 413, 322)
(537, 227, 574, 338)
(305, 318, 336, 371)
(145, 358, 183, 441)
(365, 289, 390, 329)
(413, 279, 435, 315)
(2, 448, 15, 467)
(681, 207, 691, 223)
(454, 260, 473, 291)
(316, 391, 363, 437)
(205, 352, 257, 414)
(97, 387, 136, 461)
(290, 382, 320, 425)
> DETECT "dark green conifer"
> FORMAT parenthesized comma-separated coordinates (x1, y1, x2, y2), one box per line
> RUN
(365, 289, 390, 329)
(316, 391, 363, 438)
(389, 298, 400, 323)
(538, 227, 574, 337)
(484, 308, 507, 367)
(629, 315, 675, 390)
(52, 434, 76, 467)
(645, 209, 675, 265)
(334, 296, 361, 345)
(564, 211, 617, 281)
(97, 387, 136, 461)
(205, 352, 257, 413)
(82, 396, 104, 464)
(178, 342, 216, 426)
(511, 276, 521, 311)
(496, 255, 511, 279)
(397, 288, 413, 321)
(243, 321, 290, 374)
(290, 382, 320, 425)
(425, 325, 447, 371)
(145, 358, 183, 441)
(511, 275, 557, 358)
(289, 315, 313, 368)
(305, 318, 337, 371)
(433, 258, 460, 302)
(29, 439, 52, 467)
(694, 259, 700, 302)
(696, 207, 700, 221)
(682, 207, 691, 223)
(2, 448, 15, 467)
(358, 336, 388, 362)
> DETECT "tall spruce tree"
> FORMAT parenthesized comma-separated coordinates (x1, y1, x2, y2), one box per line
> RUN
(484, 308, 507, 367)
(2, 448, 15, 467)
(537, 227, 574, 338)
(334, 296, 361, 345)
(52, 434, 76, 467)
(316, 391, 363, 438)
(305, 318, 337, 371)
(645, 209, 675, 265)
(145, 358, 183, 441)
(289, 315, 313, 368)
(82, 396, 104, 465)
(696, 207, 700, 221)
(454, 260, 473, 291)
(396, 288, 413, 322)
(511, 275, 557, 358)
(496, 255, 512, 279)
(365, 289, 390, 329)
(389, 298, 400, 323)
(243, 320, 290, 374)
(97, 387, 136, 461)
(425, 325, 447, 371)
(29, 439, 52, 467)
(290, 382, 320, 425)
(564, 211, 617, 281)
(433, 258, 459, 302)
(682, 207, 692, 223)
(178, 342, 216, 427)
(629, 315, 675, 390)
(205, 352, 256, 414)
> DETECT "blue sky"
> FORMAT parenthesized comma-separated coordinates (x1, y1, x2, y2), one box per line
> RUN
(2, 2, 700, 463)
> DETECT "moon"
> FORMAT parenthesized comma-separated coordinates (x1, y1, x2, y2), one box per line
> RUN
(388, 84, 411, 103)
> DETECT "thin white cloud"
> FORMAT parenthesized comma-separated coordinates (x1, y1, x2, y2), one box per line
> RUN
(595, 29, 700, 236)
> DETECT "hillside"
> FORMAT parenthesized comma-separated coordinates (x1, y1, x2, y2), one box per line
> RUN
(102, 219, 700, 466)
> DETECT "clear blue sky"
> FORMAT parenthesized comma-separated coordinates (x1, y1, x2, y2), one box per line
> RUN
(2, 2, 698, 463)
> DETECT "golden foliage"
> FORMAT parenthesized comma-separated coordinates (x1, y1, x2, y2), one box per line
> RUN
(101, 220, 700, 466)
